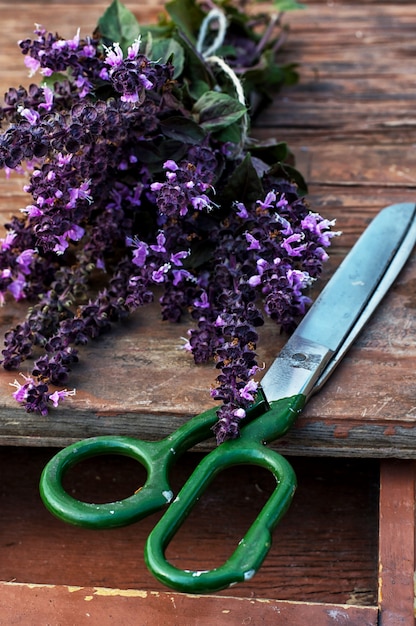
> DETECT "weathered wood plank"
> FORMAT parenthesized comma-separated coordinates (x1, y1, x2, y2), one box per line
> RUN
(378, 460, 416, 625)
(255, 5, 416, 141)
(0, 581, 379, 626)
(0, 3, 415, 456)
(1, 186, 415, 455)
(1, 2, 415, 621)
(0, 447, 379, 605)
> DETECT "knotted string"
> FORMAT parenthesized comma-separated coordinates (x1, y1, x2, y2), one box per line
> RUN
(196, 7, 228, 59)
(196, 8, 248, 149)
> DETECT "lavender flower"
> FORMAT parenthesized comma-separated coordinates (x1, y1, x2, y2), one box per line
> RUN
(150, 157, 215, 218)
(0, 3, 338, 441)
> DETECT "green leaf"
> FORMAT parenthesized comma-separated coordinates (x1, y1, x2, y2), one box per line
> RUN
(271, 0, 306, 10)
(221, 154, 264, 207)
(134, 138, 188, 168)
(159, 116, 207, 144)
(187, 79, 213, 101)
(243, 58, 299, 94)
(96, 0, 141, 51)
(267, 162, 308, 196)
(212, 121, 242, 145)
(41, 72, 68, 88)
(248, 141, 290, 165)
(148, 38, 185, 78)
(174, 30, 215, 99)
(165, 0, 205, 43)
(193, 91, 247, 132)
(186, 239, 216, 270)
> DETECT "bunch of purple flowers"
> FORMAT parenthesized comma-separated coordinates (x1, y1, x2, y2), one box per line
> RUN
(0, 0, 337, 442)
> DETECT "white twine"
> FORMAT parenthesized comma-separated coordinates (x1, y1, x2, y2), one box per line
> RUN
(196, 8, 249, 148)
(205, 55, 246, 109)
(196, 8, 228, 58)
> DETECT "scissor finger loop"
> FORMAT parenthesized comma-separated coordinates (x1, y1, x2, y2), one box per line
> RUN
(145, 441, 297, 593)
(39, 436, 174, 529)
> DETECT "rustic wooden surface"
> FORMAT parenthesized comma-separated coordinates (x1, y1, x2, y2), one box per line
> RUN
(378, 460, 416, 624)
(0, 447, 381, 624)
(0, 2, 416, 625)
(0, 1, 416, 456)
(0, 449, 379, 604)
(2, 447, 415, 624)
(0, 581, 379, 626)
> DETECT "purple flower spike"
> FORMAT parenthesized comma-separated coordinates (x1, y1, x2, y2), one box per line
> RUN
(0, 13, 336, 442)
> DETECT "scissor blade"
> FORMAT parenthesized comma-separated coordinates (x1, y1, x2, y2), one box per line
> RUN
(261, 202, 416, 402)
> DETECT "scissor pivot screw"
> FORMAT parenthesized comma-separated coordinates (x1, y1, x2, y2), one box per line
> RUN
(292, 353, 307, 362)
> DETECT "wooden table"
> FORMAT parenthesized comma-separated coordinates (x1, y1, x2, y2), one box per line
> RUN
(0, 1, 415, 624)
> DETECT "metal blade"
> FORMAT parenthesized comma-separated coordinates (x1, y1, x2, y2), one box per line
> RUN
(260, 202, 416, 402)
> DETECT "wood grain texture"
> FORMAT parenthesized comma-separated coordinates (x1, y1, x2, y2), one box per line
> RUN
(0, 2, 416, 456)
(0, 581, 379, 626)
(378, 460, 416, 625)
(0, 2, 415, 623)
(0, 447, 379, 607)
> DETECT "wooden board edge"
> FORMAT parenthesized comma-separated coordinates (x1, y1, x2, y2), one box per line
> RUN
(378, 459, 416, 625)
(0, 581, 378, 625)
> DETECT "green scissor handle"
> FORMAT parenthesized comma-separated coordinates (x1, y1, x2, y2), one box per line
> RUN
(39, 392, 305, 593)
(145, 394, 304, 593)
(39, 390, 272, 528)
(145, 442, 296, 594)
(39, 407, 219, 529)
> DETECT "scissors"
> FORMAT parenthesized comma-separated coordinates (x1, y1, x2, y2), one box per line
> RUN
(40, 202, 416, 594)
